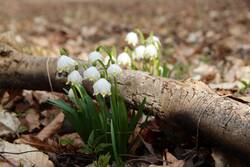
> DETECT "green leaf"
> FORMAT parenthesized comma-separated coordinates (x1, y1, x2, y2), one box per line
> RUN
(47, 99, 84, 138)
(18, 125, 29, 133)
(94, 153, 111, 167)
(94, 143, 111, 154)
(129, 97, 146, 132)
(59, 48, 69, 56)
(161, 64, 169, 78)
(111, 120, 123, 166)
(59, 138, 75, 146)
(88, 131, 95, 146)
(135, 29, 145, 44)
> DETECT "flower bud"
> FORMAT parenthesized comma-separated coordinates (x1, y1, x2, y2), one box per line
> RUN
(88, 51, 103, 64)
(107, 64, 122, 78)
(117, 52, 131, 67)
(67, 70, 83, 85)
(68, 88, 75, 98)
(83, 66, 100, 81)
(132, 45, 145, 60)
(93, 78, 111, 97)
(125, 32, 138, 46)
(57, 55, 78, 73)
(144, 44, 158, 60)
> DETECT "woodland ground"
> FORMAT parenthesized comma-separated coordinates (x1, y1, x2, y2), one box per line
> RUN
(0, 0, 250, 166)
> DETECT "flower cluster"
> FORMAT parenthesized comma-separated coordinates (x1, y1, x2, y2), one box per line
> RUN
(57, 55, 83, 85)
(57, 50, 123, 97)
(124, 31, 161, 61)
(57, 30, 164, 98)
(53, 30, 165, 166)
(85, 52, 122, 97)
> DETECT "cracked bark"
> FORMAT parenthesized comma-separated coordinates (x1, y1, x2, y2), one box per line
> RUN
(0, 43, 250, 158)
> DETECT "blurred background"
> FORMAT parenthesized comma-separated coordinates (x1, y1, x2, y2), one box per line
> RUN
(0, 0, 250, 81)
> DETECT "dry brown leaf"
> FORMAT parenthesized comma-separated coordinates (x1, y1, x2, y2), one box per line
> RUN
(25, 108, 40, 132)
(209, 82, 238, 90)
(149, 160, 185, 167)
(15, 135, 59, 153)
(0, 110, 20, 136)
(36, 112, 64, 141)
(235, 66, 250, 82)
(223, 57, 244, 82)
(168, 160, 185, 167)
(0, 140, 54, 167)
(192, 63, 218, 83)
(165, 150, 177, 164)
(32, 91, 60, 104)
(0, 162, 13, 167)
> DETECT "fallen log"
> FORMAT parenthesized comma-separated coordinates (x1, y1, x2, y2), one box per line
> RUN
(0, 43, 250, 159)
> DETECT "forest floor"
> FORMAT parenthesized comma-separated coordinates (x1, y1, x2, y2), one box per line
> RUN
(0, 0, 250, 166)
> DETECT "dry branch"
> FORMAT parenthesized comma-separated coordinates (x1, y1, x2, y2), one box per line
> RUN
(0, 43, 250, 158)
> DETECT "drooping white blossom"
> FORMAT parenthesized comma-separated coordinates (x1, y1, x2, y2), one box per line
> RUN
(144, 44, 158, 60)
(57, 55, 78, 73)
(147, 35, 161, 49)
(125, 32, 138, 46)
(107, 64, 122, 77)
(67, 70, 83, 85)
(88, 51, 103, 64)
(68, 88, 75, 98)
(83, 66, 100, 81)
(132, 45, 145, 60)
(93, 78, 111, 97)
(117, 52, 131, 67)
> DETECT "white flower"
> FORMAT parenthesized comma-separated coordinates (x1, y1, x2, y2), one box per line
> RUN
(107, 64, 122, 77)
(67, 70, 83, 85)
(88, 51, 103, 64)
(68, 88, 75, 98)
(144, 44, 158, 60)
(147, 35, 161, 49)
(132, 45, 145, 60)
(104, 56, 116, 65)
(117, 52, 131, 67)
(83, 66, 100, 81)
(57, 55, 78, 73)
(93, 78, 111, 97)
(152, 36, 160, 43)
(125, 32, 138, 46)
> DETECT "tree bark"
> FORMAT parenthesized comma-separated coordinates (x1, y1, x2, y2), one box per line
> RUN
(0, 43, 250, 158)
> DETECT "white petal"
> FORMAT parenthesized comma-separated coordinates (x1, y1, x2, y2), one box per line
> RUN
(133, 45, 145, 60)
(125, 32, 138, 46)
(107, 64, 122, 77)
(144, 44, 158, 60)
(68, 88, 75, 98)
(93, 78, 111, 97)
(147, 35, 161, 49)
(88, 51, 103, 64)
(57, 55, 77, 73)
(83, 66, 100, 81)
(67, 70, 83, 85)
(117, 52, 131, 67)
